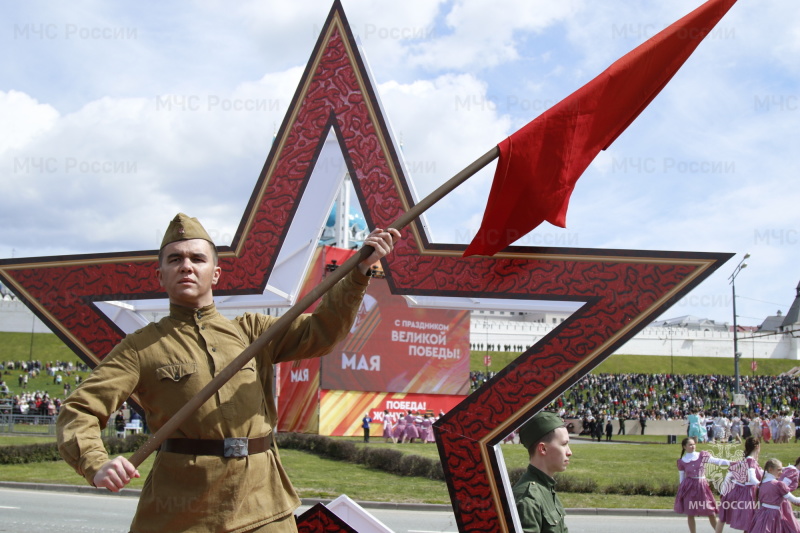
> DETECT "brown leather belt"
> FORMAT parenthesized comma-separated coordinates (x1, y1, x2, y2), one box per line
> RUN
(160, 434, 272, 457)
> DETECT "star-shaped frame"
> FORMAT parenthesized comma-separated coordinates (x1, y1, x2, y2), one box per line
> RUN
(0, 2, 731, 531)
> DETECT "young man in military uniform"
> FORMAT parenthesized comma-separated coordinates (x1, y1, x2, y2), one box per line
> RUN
(512, 411, 572, 533)
(57, 213, 399, 533)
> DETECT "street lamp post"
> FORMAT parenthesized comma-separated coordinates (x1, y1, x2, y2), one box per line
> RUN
(660, 327, 674, 374)
(729, 253, 750, 415)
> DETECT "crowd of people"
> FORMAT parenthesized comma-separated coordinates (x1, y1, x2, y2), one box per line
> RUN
(548, 372, 800, 421)
(4, 391, 60, 418)
(470, 370, 496, 390)
(571, 407, 800, 446)
(0, 359, 91, 422)
(469, 371, 800, 424)
(1, 358, 91, 376)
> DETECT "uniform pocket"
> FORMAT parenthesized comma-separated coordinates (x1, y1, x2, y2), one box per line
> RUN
(156, 362, 198, 382)
(541, 504, 563, 527)
(218, 359, 260, 419)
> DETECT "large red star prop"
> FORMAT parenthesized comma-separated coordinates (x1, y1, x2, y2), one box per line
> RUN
(0, 2, 731, 531)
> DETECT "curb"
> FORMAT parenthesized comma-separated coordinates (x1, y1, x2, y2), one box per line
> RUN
(0, 482, 452, 510)
(0, 481, 672, 516)
(0, 480, 140, 498)
(568, 507, 675, 516)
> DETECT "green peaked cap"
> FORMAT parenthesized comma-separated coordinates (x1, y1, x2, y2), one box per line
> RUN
(160, 213, 214, 249)
(519, 411, 565, 450)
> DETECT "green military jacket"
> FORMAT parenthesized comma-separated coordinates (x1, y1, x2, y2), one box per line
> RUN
(512, 464, 569, 533)
(57, 269, 369, 533)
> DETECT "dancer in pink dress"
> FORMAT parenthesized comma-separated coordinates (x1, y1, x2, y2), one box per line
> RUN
(749, 459, 800, 533)
(419, 413, 434, 443)
(674, 437, 731, 533)
(393, 415, 406, 442)
(382, 410, 397, 444)
(422, 415, 436, 443)
(425, 421, 436, 443)
(416, 413, 428, 442)
(716, 437, 762, 532)
(402, 411, 419, 443)
(779, 458, 800, 533)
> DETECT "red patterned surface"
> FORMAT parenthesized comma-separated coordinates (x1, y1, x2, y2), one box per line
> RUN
(296, 503, 358, 533)
(0, 4, 731, 532)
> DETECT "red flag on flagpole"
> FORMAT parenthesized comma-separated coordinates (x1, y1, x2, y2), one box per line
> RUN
(464, 0, 738, 257)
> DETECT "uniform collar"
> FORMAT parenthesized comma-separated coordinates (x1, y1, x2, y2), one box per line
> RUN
(527, 464, 556, 490)
(169, 302, 218, 323)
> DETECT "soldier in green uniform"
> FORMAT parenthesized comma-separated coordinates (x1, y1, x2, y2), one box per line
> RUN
(57, 213, 398, 533)
(512, 411, 572, 533)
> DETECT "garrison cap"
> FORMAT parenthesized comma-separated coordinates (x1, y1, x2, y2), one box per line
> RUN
(160, 213, 214, 249)
(519, 412, 565, 450)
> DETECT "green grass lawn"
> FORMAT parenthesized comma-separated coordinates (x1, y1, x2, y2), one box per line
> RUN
(281, 448, 452, 503)
(1, 332, 77, 361)
(0, 435, 60, 447)
(348, 438, 800, 496)
(0, 447, 156, 489)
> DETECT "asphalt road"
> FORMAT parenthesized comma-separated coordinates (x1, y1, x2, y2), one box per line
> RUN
(0, 487, 694, 532)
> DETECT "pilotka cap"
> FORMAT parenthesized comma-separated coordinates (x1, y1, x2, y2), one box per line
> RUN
(519, 412, 565, 450)
(160, 213, 214, 249)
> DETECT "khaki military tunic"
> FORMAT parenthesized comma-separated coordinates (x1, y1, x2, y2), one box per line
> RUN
(57, 270, 369, 533)
(512, 464, 569, 533)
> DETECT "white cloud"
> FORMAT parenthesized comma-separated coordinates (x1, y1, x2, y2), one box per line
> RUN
(0, 66, 303, 256)
(376, 74, 510, 242)
(0, 91, 59, 153)
(407, 0, 580, 71)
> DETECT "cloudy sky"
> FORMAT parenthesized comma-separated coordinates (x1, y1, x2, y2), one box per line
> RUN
(1, 0, 797, 327)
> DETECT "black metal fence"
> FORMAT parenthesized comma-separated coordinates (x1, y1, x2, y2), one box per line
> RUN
(0, 413, 58, 435)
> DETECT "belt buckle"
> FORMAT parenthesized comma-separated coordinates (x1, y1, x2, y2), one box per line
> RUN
(224, 437, 248, 457)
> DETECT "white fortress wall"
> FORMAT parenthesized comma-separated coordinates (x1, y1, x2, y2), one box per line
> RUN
(471, 319, 797, 360)
(0, 300, 50, 334)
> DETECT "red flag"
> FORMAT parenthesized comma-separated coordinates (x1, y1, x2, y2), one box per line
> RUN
(464, 0, 738, 257)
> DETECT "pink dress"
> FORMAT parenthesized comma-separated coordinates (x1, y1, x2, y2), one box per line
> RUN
(720, 456, 762, 529)
(402, 414, 419, 441)
(393, 417, 406, 439)
(417, 416, 429, 442)
(749, 478, 795, 533)
(674, 451, 718, 517)
(426, 420, 437, 443)
(421, 417, 435, 443)
(382, 416, 394, 439)
(780, 466, 800, 533)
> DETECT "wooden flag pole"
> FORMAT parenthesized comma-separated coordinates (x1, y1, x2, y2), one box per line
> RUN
(129, 146, 499, 467)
